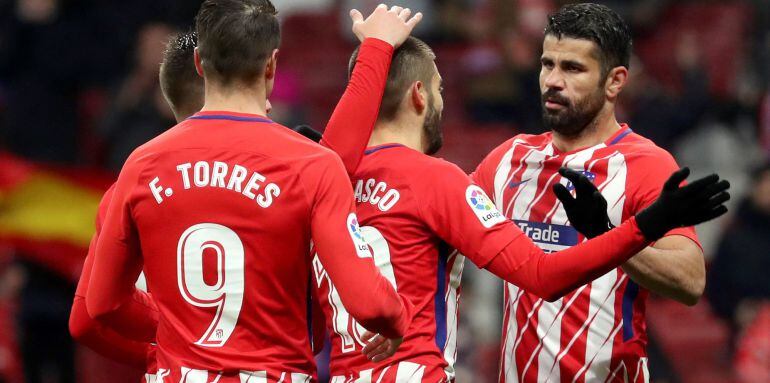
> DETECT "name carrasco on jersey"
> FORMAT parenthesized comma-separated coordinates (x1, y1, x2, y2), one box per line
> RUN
(353, 178, 400, 212)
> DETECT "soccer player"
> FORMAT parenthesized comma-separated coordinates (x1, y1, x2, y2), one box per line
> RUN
(311, 36, 729, 382)
(72, 6, 418, 369)
(471, 4, 715, 382)
(69, 31, 202, 374)
(84, 1, 423, 381)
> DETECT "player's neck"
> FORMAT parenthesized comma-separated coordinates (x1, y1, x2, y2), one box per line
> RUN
(369, 119, 425, 153)
(200, 83, 268, 117)
(551, 108, 622, 153)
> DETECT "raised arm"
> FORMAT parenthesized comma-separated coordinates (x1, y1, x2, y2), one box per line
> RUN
(319, 5, 422, 174)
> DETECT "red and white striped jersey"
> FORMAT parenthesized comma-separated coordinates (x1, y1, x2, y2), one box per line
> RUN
(472, 126, 700, 383)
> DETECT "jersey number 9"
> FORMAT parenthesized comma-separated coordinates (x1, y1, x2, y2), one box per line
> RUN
(177, 223, 245, 347)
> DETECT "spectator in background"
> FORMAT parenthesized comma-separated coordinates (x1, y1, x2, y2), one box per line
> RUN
(0, 0, 89, 164)
(618, 32, 710, 151)
(464, 26, 541, 132)
(100, 23, 176, 171)
(708, 161, 770, 355)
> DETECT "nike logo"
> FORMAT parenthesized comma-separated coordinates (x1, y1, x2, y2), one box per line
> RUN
(508, 178, 531, 189)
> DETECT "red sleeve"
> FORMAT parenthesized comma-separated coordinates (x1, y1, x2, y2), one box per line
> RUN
(485, 218, 648, 301)
(307, 152, 412, 339)
(627, 148, 700, 247)
(416, 160, 651, 301)
(71, 184, 157, 366)
(319, 38, 393, 175)
(414, 160, 518, 267)
(85, 160, 155, 342)
(69, 297, 151, 369)
(75, 184, 114, 298)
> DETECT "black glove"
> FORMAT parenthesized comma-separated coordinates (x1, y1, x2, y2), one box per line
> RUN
(635, 167, 730, 240)
(553, 167, 614, 238)
(292, 125, 322, 143)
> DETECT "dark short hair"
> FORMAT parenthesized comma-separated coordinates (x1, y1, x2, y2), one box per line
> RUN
(159, 31, 203, 119)
(544, 3, 632, 75)
(195, 0, 280, 86)
(349, 37, 436, 121)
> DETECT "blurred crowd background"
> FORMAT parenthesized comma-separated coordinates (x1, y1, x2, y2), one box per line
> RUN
(0, 0, 769, 382)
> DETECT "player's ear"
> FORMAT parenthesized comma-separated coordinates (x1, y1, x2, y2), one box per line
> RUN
(410, 81, 426, 114)
(265, 49, 279, 80)
(194, 48, 204, 77)
(605, 66, 628, 100)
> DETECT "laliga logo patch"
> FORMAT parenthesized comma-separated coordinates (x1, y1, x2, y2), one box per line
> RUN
(346, 213, 372, 258)
(565, 170, 596, 191)
(466, 185, 506, 228)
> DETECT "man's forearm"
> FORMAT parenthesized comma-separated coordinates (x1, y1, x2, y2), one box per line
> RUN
(621, 235, 705, 306)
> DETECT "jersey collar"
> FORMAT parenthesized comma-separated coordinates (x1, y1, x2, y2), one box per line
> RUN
(188, 111, 272, 123)
(364, 143, 406, 155)
(550, 124, 633, 156)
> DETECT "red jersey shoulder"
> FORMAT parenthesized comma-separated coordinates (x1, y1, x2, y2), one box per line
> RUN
(122, 118, 342, 176)
(373, 147, 470, 190)
(613, 131, 680, 180)
(95, 184, 116, 231)
(473, 132, 552, 189)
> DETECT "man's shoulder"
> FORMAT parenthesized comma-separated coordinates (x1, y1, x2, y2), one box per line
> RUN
(128, 120, 338, 166)
(359, 146, 468, 191)
(616, 131, 678, 165)
(477, 132, 553, 170)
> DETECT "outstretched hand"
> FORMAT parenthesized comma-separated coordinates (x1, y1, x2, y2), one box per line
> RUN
(636, 167, 730, 240)
(350, 4, 423, 48)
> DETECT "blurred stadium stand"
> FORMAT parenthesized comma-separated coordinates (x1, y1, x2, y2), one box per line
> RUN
(1, 0, 769, 382)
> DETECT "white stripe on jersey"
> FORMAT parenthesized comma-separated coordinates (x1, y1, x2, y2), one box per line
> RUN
(493, 140, 637, 382)
(637, 357, 649, 383)
(604, 361, 626, 383)
(331, 363, 429, 383)
(501, 287, 524, 383)
(181, 368, 225, 383)
(492, 140, 520, 210)
(539, 285, 590, 383)
(354, 369, 373, 383)
(443, 251, 465, 380)
(146, 369, 169, 383)
(546, 273, 627, 383)
(583, 153, 628, 383)
(239, 370, 267, 383)
(573, 321, 623, 383)
(395, 362, 426, 383)
(583, 271, 621, 382)
(290, 372, 311, 383)
(377, 366, 393, 383)
(524, 148, 602, 382)
(508, 144, 554, 220)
